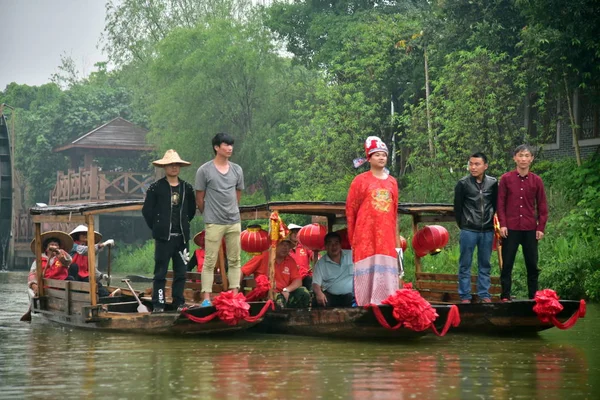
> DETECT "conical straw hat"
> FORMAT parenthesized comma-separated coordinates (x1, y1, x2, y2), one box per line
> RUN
(69, 224, 102, 244)
(30, 231, 74, 255)
(152, 149, 191, 167)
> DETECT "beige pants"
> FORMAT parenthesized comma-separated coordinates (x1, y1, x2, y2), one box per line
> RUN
(201, 222, 242, 293)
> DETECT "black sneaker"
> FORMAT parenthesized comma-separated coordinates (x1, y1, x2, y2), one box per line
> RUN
(152, 306, 165, 313)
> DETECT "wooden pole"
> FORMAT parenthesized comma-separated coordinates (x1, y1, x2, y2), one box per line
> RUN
(34, 223, 44, 297)
(86, 215, 97, 306)
(412, 215, 421, 274)
(268, 245, 276, 300)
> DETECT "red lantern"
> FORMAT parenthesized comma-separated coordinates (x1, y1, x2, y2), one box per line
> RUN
(240, 225, 269, 255)
(334, 228, 351, 250)
(398, 235, 408, 252)
(412, 225, 449, 257)
(298, 223, 327, 251)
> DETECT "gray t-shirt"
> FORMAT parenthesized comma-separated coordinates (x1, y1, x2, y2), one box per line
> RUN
(195, 161, 244, 224)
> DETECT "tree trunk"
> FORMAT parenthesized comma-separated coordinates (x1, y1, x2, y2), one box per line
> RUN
(424, 45, 434, 157)
(564, 76, 582, 167)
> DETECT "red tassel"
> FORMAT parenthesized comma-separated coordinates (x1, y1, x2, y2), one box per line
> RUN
(533, 289, 586, 330)
(245, 275, 271, 302)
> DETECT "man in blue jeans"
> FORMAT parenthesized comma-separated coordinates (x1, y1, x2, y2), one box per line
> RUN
(454, 152, 498, 303)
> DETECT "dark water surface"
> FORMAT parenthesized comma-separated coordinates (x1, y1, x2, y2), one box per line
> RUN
(1, 271, 598, 399)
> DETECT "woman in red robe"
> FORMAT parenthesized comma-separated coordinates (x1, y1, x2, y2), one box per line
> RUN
(346, 136, 399, 305)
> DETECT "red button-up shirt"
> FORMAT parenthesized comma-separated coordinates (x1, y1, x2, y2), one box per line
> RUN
(497, 170, 548, 232)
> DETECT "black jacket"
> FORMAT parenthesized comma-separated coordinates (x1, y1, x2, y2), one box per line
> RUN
(454, 174, 498, 232)
(142, 177, 196, 241)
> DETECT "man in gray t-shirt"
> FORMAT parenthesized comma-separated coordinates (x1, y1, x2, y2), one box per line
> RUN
(195, 133, 244, 306)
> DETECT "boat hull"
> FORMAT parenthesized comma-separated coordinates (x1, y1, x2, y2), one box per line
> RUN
(31, 301, 268, 335)
(252, 304, 457, 339)
(449, 299, 582, 334)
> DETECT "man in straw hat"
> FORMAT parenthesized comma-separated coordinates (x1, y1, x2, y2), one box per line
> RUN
(27, 231, 74, 296)
(143, 149, 196, 312)
(195, 133, 244, 307)
(241, 236, 310, 309)
(68, 224, 114, 297)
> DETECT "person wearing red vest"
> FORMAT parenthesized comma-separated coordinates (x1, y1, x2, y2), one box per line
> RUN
(27, 231, 74, 296)
(68, 225, 114, 297)
(288, 224, 315, 289)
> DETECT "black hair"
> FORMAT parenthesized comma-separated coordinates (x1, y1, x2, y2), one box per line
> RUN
(43, 237, 61, 249)
(514, 144, 535, 156)
(212, 133, 235, 154)
(324, 232, 342, 244)
(470, 152, 488, 164)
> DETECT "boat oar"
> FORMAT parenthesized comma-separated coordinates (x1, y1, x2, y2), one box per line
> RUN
(20, 307, 32, 322)
(122, 279, 150, 313)
(20, 287, 36, 322)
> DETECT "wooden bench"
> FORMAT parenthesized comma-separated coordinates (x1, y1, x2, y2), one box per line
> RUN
(415, 273, 501, 303)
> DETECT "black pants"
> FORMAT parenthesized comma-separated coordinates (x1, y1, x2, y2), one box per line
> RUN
(312, 292, 354, 308)
(500, 230, 539, 299)
(67, 264, 110, 297)
(153, 236, 186, 309)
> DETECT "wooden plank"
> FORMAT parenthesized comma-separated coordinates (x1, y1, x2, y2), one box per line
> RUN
(415, 281, 502, 294)
(415, 215, 455, 223)
(416, 273, 500, 285)
(45, 287, 91, 302)
(32, 214, 86, 223)
(85, 204, 143, 215)
(43, 279, 92, 292)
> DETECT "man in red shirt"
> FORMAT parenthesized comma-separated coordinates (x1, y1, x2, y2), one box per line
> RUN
(288, 224, 314, 288)
(497, 144, 548, 300)
(241, 237, 310, 308)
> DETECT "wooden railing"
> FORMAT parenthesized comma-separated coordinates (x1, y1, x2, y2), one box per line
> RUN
(49, 167, 156, 205)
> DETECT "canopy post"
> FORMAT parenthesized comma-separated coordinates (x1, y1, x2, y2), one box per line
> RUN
(412, 215, 422, 274)
(86, 215, 98, 306)
(34, 222, 44, 297)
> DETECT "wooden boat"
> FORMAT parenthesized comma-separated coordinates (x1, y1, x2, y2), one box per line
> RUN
(400, 203, 586, 334)
(238, 201, 585, 336)
(27, 200, 271, 335)
(239, 201, 461, 339)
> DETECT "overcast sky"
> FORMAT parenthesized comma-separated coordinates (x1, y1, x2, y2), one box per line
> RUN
(0, 0, 108, 90)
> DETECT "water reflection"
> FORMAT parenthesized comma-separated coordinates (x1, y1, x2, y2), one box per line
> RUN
(1, 272, 598, 399)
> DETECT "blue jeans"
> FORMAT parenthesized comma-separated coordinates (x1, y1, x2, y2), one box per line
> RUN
(458, 230, 494, 300)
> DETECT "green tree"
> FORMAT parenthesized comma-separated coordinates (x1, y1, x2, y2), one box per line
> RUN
(147, 15, 313, 198)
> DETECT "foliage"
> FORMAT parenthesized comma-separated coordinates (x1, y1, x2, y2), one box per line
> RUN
(146, 15, 313, 196)
(113, 240, 155, 274)
(102, 0, 254, 65)
(402, 47, 527, 173)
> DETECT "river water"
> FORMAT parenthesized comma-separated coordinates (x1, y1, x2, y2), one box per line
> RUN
(1, 271, 598, 399)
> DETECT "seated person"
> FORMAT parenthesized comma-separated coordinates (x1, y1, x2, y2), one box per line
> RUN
(28, 231, 74, 296)
(312, 232, 355, 307)
(68, 225, 113, 297)
(241, 237, 310, 309)
(288, 224, 314, 289)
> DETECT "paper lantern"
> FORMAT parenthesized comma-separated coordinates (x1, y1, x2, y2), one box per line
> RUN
(240, 225, 269, 255)
(412, 225, 449, 257)
(298, 223, 327, 251)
